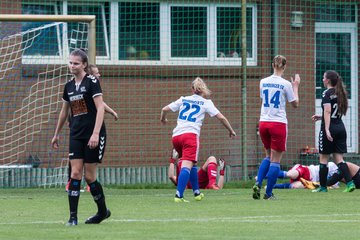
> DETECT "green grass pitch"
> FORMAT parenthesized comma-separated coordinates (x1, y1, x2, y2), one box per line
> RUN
(1, 186, 360, 240)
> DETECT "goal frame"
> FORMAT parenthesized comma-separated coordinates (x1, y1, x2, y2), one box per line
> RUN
(0, 14, 96, 64)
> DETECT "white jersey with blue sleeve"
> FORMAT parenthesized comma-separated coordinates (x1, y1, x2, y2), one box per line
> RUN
(259, 75, 296, 124)
(168, 94, 220, 137)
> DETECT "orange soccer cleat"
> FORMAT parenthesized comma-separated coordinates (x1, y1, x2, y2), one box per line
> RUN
(300, 177, 319, 190)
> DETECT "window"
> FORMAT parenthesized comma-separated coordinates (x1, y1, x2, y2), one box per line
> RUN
(118, 2, 160, 60)
(20, 1, 258, 66)
(216, 6, 254, 59)
(316, 4, 355, 23)
(21, 2, 110, 59)
(22, 4, 61, 56)
(165, 3, 257, 65)
(68, 3, 110, 57)
(170, 6, 207, 58)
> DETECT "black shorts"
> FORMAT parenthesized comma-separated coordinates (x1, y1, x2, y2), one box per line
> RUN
(69, 134, 106, 163)
(352, 169, 360, 189)
(318, 123, 347, 154)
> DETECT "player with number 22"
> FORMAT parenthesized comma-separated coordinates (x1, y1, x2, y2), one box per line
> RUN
(160, 77, 236, 203)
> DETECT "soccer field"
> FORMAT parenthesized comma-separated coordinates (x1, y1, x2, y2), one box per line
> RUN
(1, 187, 360, 240)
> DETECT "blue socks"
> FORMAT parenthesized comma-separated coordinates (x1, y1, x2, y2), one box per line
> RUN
(256, 157, 270, 187)
(277, 170, 287, 178)
(189, 166, 200, 195)
(273, 183, 292, 189)
(265, 162, 280, 196)
(176, 167, 190, 198)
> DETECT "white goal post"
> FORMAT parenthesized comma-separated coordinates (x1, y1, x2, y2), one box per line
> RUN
(0, 14, 96, 64)
(0, 15, 96, 187)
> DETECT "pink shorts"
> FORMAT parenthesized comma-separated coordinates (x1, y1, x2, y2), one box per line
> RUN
(259, 121, 287, 152)
(290, 165, 310, 183)
(172, 133, 199, 162)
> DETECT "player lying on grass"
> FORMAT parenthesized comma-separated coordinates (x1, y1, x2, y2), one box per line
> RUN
(302, 161, 360, 190)
(168, 149, 226, 190)
(269, 162, 339, 189)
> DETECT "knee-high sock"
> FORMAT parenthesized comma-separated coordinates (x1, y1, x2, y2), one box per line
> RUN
(277, 170, 287, 179)
(68, 178, 81, 218)
(265, 162, 280, 196)
(319, 163, 328, 188)
(327, 172, 342, 187)
(189, 166, 200, 195)
(176, 167, 190, 198)
(256, 157, 270, 187)
(67, 163, 72, 182)
(89, 180, 107, 215)
(207, 162, 218, 186)
(273, 183, 291, 189)
(337, 162, 352, 183)
(265, 170, 286, 179)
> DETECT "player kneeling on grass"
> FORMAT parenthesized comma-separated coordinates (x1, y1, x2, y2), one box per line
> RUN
(168, 149, 226, 190)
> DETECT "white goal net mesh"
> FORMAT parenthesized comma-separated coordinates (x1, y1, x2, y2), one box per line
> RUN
(0, 20, 89, 187)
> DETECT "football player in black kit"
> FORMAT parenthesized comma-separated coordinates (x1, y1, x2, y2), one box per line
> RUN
(51, 49, 110, 226)
(311, 70, 355, 193)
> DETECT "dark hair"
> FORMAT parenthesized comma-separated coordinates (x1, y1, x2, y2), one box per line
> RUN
(325, 70, 348, 116)
(272, 55, 287, 70)
(70, 48, 89, 73)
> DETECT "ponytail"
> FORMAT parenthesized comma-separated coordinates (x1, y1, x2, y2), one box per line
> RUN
(272, 55, 287, 70)
(192, 77, 211, 98)
(325, 70, 348, 116)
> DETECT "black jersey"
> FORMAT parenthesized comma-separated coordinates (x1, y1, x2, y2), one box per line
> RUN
(63, 74, 106, 139)
(321, 88, 343, 126)
(319, 87, 347, 154)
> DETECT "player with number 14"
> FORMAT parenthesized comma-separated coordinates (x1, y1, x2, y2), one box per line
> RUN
(253, 55, 300, 200)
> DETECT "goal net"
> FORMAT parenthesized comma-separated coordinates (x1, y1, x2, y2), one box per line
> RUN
(0, 16, 94, 188)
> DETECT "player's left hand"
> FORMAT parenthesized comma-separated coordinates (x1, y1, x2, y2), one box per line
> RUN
(51, 135, 59, 149)
(291, 74, 301, 88)
(88, 133, 99, 149)
(113, 112, 119, 121)
(325, 129, 333, 142)
(171, 148, 179, 160)
(218, 158, 226, 171)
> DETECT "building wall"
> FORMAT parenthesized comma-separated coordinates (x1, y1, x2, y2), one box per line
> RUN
(0, 0, 359, 180)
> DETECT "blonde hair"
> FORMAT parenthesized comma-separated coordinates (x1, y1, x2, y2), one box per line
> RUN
(192, 77, 211, 98)
(272, 55, 287, 70)
(88, 64, 97, 74)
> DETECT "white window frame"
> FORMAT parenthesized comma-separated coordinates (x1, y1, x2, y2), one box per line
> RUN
(214, 4, 258, 66)
(116, 2, 257, 66)
(166, 3, 210, 63)
(21, 1, 257, 66)
(22, 2, 63, 64)
(67, 2, 110, 60)
(22, 1, 110, 64)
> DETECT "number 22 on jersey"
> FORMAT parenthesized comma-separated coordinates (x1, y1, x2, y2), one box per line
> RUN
(263, 89, 280, 108)
(179, 102, 200, 122)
